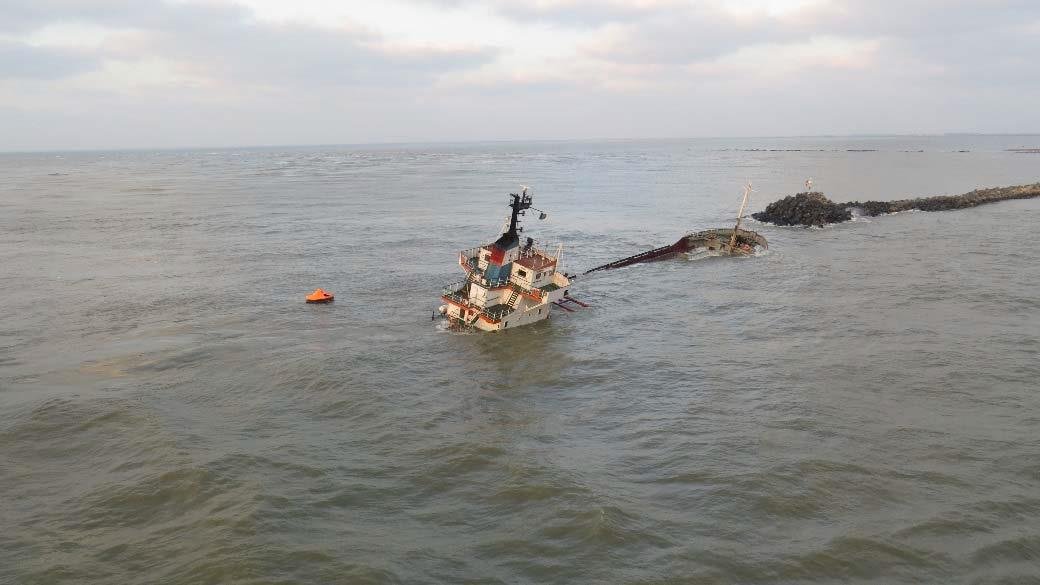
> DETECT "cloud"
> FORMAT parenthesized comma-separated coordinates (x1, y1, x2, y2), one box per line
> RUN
(0, 0, 190, 34)
(0, 40, 99, 79)
(0, 0, 1037, 150)
(146, 16, 496, 90)
(484, 0, 679, 27)
(580, 6, 813, 66)
(0, 0, 497, 91)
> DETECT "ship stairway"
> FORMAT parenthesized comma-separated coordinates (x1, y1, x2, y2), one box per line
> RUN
(552, 296, 590, 312)
(563, 295, 589, 307)
(506, 289, 520, 307)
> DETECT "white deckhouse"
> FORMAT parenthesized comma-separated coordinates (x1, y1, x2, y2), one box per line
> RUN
(439, 189, 573, 331)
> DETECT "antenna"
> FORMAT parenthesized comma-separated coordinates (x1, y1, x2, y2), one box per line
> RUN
(518, 184, 549, 220)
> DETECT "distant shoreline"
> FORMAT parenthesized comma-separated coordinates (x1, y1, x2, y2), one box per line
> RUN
(2, 133, 1040, 156)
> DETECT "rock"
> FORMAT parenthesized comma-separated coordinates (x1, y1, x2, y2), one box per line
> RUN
(847, 183, 1040, 216)
(751, 192, 852, 227)
(754, 183, 1040, 227)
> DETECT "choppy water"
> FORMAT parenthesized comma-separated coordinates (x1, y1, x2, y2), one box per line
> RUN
(2, 136, 1039, 584)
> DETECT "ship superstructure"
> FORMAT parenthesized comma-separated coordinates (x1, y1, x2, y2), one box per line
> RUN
(439, 189, 572, 331)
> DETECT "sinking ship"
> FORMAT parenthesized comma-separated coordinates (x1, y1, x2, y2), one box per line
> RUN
(438, 188, 583, 331)
(584, 183, 768, 274)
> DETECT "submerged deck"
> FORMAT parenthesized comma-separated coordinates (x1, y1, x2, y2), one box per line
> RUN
(583, 227, 767, 274)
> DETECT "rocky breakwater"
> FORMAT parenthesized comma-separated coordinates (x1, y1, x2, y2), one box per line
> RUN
(750, 191, 851, 227)
(753, 183, 1040, 227)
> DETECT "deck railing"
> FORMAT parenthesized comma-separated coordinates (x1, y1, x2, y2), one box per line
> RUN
(468, 276, 511, 289)
(442, 280, 469, 303)
(483, 307, 511, 321)
(509, 282, 543, 300)
(459, 245, 485, 258)
(517, 242, 559, 262)
(459, 246, 484, 268)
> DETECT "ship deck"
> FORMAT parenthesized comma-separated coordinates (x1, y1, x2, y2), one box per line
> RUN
(516, 252, 556, 271)
(482, 303, 512, 319)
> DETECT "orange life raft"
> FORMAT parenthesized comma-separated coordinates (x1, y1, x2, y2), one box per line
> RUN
(305, 288, 334, 303)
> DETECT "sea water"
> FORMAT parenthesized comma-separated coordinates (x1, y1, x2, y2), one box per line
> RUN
(1, 136, 1039, 584)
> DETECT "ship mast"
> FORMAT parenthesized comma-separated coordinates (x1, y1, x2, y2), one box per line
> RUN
(729, 182, 753, 249)
(505, 186, 533, 239)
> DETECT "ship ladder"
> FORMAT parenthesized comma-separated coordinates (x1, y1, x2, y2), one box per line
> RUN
(552, 295, 590, 312)
(506, 288, 520, 307)
(563, 295, 589, 307)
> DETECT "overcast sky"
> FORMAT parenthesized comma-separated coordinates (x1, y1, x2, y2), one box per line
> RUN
(1, 0, 1037, 151)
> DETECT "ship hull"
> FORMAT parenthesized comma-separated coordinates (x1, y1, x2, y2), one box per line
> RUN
(583, 227, 767, 274)
(442, 281, 569, 332)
